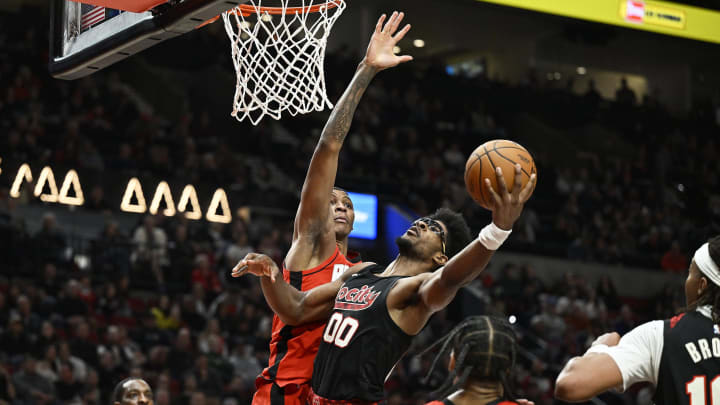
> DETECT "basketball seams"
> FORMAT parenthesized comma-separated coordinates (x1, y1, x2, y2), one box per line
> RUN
(473, 146, 527, 160)
(471, 153, 487, 207)
(466, 140, 536, 210)
(482, 145, 497, 207)
(492, 144, 532, 179)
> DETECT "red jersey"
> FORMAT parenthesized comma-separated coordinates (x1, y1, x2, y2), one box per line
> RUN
(425, 400, 517, 405)
(259, 246, 361, 386)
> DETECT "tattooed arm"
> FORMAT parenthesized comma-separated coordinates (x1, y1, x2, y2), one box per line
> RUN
(286, 11, 413, 270)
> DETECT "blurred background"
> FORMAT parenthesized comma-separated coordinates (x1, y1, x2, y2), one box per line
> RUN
(1, 0, 720, 403)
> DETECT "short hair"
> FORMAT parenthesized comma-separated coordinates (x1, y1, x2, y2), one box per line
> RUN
(428, 208, 472, 258)
(112, 377, 145, 404)
(420, 316, 517, 400)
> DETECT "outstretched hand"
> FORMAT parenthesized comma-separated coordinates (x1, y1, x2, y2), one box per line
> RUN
(363, 11, 413, 71)
(231, 253, 280, 282)
(485, 164, 536, 230)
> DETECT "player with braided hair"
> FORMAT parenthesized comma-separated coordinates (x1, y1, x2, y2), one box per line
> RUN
(556, 235, 720, 404)
(421, 316, 532, 405)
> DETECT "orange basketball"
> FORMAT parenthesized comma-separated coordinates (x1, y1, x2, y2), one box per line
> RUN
(464, 139, 537, 210)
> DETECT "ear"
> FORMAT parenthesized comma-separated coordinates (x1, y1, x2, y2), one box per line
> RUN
(448, 350, 456, 372)
(432, 252, 448, 267)
(700, 276, 709, 293)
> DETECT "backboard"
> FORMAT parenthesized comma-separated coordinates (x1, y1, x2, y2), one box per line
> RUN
(49, 0, 248, 79)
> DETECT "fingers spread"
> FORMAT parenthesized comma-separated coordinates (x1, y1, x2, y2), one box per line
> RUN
(397, 55, 413, 64)
(390, 11, 404, 34)
(512, 163, 522, 199)
(485, 178, 502, 207)
(393, 23, 411, 42)
(375, 14, 386, 33)
(382, 11, 398, 34)
(519, 173, 537, 202)
(495, 167, 509, 196)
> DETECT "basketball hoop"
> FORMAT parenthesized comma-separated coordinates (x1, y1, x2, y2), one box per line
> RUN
(219, 0, 346, 125)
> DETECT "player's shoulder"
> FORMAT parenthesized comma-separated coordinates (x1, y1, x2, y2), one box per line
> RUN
(342, 262, 378, 279)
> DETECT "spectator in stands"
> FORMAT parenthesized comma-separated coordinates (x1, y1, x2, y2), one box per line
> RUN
(57, 279, 89, 320)
(55, 361, 84, 404)
(16, 294, 41, 334)
(13, 355, 56, 405)
(191, 254, 221, 296)
(168, 328, 195, 378)
(95, 221, 132, 275)
(131, 215, 169, 287)
(70, 320, 98, 368)
(0, 365, 15, 405)
(57, 341, 87, 383)
(661, 240, 688, 273)
(0, 313, 30, 360)
(33, 212, 67, 265)
(615, 77, 637, 106)
(86, 186, 110, 211)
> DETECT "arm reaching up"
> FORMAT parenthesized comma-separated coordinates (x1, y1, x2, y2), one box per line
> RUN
(287, 11, 413, 270)
(388, 164, 536, 335)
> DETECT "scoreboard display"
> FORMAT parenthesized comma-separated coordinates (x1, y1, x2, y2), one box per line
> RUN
(475, 0, 720, 44)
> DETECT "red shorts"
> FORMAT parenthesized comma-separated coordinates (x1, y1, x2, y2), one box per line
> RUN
(252, 379, 311, 405)
(307, 388, 380, 405)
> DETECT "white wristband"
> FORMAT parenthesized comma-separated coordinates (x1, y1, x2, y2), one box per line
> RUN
(586, 343, 611, 355)
(478, 222, 512, 250)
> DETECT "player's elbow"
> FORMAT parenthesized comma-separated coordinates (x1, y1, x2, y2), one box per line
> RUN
(316, 137, 342, 153)
(554, 360, 596, 402)
(555, 374, 588, 402)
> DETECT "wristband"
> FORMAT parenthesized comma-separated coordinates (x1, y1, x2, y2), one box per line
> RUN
(478, 222, 512, 250)
(586, 343, 611, 355)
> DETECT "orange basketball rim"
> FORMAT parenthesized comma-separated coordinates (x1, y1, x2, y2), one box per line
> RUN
(199, 0, 343, 28)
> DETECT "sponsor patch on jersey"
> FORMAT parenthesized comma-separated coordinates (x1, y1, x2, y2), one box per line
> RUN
(334, 285, 381, 311)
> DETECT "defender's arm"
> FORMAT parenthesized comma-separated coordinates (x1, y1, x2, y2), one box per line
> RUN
(232, 254, 372, 325)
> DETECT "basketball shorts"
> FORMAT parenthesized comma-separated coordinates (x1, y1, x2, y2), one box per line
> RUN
(252, 379, 311, 405)
(307, 388, 380, 405)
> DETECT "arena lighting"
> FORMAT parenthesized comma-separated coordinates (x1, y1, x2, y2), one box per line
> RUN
(120, 178, 231, 223)
(120, 178, 147, 214)
(576, 66, 587, 75)
(148, 181, 177, 216)
(34, 166, 60, 203)
(177, 185, 203, 220)
(392, 46, 401, 54)
(413, 39, 425, 48)
(509, 315, 517, 324)
(10, 164, 33, 198)
(4, 162, 229, 223)
(205, 189, 232, 223)
(58, 170, 84, 206)
(554, 72, 562, 80)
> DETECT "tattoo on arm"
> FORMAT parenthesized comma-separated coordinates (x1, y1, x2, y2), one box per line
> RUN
(321, 64, 377, 145)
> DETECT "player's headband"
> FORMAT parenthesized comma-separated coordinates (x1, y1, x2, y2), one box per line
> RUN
(694, 243, 720, 287)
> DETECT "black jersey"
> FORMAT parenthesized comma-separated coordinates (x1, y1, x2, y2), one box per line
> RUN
(311, 264, 413, 401)
(654, 311, 720, 405)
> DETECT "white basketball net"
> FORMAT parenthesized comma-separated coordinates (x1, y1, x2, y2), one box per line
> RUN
(222, 0, 346, 125)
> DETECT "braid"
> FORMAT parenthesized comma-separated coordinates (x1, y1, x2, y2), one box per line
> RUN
(418, 316, 518, 400)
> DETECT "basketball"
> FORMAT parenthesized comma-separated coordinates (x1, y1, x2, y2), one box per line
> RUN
(464, 139, 537, 210)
